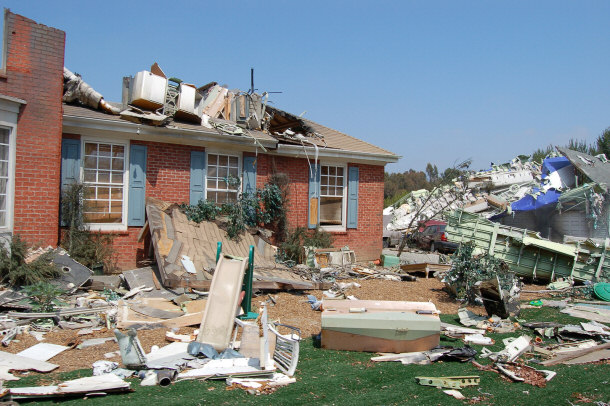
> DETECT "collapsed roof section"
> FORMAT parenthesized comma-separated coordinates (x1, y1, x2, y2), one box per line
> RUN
(62, 63, 397, 161)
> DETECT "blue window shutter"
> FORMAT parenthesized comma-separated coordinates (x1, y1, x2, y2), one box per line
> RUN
(307, 163, 320, 229)
(190, 151, 206, 205)
(347, 166, 359, 228)
(242, 156, 257, 196)
(128, 144, 147, 226)
(60, 139, 81, 226)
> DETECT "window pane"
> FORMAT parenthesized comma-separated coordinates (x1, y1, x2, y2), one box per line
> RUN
(227, 191, 238, 203)
(229, 156, 238, 167)
(336, 167, 344, 177)
(218, 167, 228, 179)
(218, 179, 227, 189)
(320, 196, 342, 225)
(111, 172, 123, 184)
(321, 186, 328, 195)
(85, 143, 97, 155)
(216, 191, 227, 203)
(0, 195, 5, 210)
(208, 191, 218, 203)
(84, 170, 96, 183)
(208, 166, 217, 177)
(0, 129, 9, 144)
(113, 146, 124, 157)
(98, 157, 111, 170)
(321, 175, 328, 186)
(97, 187, 109, 199)
(98, 171, 110, 183)
(229, 167, 238, 177)
(0, 179, 7, 193)
(99, 144, 111, 157)
(0, 212, 5, 227)
(207, 179, 216, 189)
(0, 162, 6, 177)
(111, 188, 123, 199)
(209, 154, 218, 165)
(0, 145, 7, 160)
(84, 156, 96, 169)
(112, 158, 124, 171)
(219, 155, 228, 166)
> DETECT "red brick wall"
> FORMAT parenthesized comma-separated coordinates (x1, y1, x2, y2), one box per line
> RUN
(0, 12, 65, 247)
(106, 141, 203, 270)
(255, 154, 384, 261)
(72, 144, 383, 269)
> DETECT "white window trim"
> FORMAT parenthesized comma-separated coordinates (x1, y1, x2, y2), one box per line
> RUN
(0, 122, 16, 233)
(80, 137, 129, 232)
(204, 150, 242, 203)
(319, 162, 347, 232)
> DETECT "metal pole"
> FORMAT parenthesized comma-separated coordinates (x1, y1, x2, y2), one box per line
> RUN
(216, 241, 222, 265)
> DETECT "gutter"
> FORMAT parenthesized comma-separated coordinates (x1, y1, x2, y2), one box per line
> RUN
(276, 143, 400, 165)
(62, 114, 278, 149)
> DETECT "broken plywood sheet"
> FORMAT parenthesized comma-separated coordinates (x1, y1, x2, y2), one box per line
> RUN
(116, 298, 206, 329)
(0, 351, 58, 372)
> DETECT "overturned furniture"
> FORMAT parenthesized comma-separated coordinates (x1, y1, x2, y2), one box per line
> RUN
(446, 209, 610, 282)
(321, 300, 440, 353)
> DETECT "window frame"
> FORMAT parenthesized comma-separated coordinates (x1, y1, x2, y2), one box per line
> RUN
(205, 150, 242, 205)
(0, 124, 15, 233)
(318, 162, 347, 232)
(80, 137, 129, 231)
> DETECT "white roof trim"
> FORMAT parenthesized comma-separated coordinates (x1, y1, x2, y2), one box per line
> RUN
(62, 114, 278, 149)
(275, 143, 400, 164)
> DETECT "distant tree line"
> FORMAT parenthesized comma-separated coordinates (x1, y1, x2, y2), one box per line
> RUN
(384, 127, 610, 208)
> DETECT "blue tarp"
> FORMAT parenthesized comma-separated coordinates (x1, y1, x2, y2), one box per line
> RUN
(541, 156, 571, 180)
(511, 188, 562, 212)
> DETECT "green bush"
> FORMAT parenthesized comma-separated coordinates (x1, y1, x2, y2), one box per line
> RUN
(22, 281, 66, 312)
(0, 235, 59, 286)
(278, 227, 334, 265)
(181, 176, 288, 241)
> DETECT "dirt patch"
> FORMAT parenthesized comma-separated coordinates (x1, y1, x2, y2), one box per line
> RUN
(4, 278, 547, 373)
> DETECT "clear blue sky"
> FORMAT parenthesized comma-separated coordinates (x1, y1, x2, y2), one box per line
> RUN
(4, 1, 609, 173)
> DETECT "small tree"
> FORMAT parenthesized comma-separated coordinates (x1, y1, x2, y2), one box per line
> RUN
(596, 127, 610, 158)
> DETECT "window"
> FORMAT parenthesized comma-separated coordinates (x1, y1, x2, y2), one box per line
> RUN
(82, 142, 126, 224)
(0, 128, 9, 227)
(207, 153, 240, 204)
(320, 164, 346, 226)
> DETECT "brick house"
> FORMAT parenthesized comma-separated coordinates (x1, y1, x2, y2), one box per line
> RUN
(1, 10, 399, 270)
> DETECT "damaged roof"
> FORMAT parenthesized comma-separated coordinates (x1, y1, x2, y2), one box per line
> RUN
(557, 147, 610, 192)
(61, 66, 398, 161)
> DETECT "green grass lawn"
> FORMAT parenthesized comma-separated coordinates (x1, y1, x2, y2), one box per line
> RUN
(8, 308, 610, 405)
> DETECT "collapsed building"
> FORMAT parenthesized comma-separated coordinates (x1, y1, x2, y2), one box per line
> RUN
(387, 150, 609, 243)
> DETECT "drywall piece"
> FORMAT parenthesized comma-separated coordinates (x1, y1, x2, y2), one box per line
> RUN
(177, 358, 268, 379)
(76, 337, 116, 349)
(0, 351, 58, 372)
(146, 342, 193, 369)
(10, 374, 131, 399)
(17, 343, 69, 362)
(196, 255, 247, 351)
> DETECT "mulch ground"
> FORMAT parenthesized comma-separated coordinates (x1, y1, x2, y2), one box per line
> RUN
(3, 277, 553, 374)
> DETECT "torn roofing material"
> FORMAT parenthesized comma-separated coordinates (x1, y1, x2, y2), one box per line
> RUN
(145, 198, 312, 291)
(557, 147, 610, 192)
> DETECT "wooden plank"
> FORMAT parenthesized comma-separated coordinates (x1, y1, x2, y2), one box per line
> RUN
(137, 221, 149, 243)
(540, 342, 610, 366)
